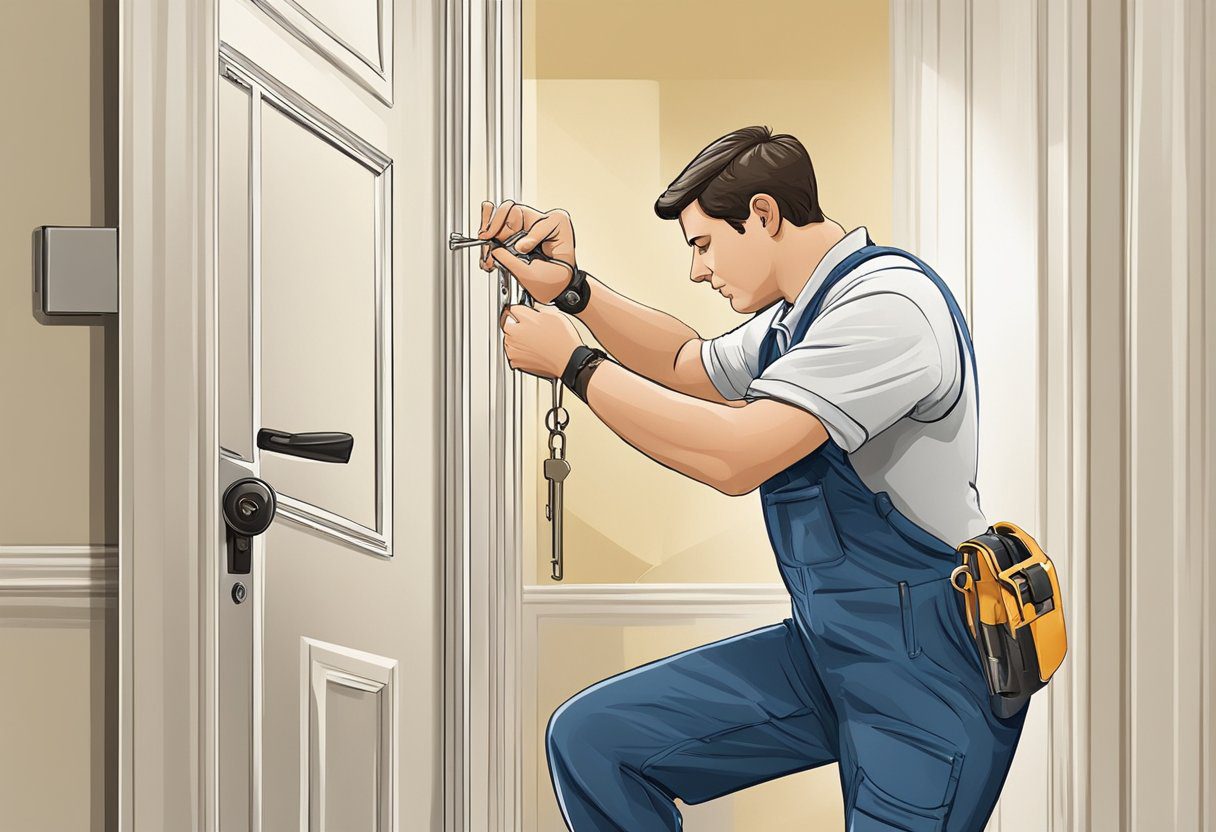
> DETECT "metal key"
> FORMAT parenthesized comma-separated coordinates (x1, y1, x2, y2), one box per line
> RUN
(544, 455, 570, 581)
(544, 376, 571, 581)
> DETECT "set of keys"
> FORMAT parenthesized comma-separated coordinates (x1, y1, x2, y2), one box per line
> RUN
(542, 375, 570, 581)
(449, 228, 572, 581)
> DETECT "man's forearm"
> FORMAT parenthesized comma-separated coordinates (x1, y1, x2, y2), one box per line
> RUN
(578, 357, 741, 491)
(575, 276, 699, 388)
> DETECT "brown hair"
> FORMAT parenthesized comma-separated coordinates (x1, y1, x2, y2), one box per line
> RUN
(654, 125, 824, 233)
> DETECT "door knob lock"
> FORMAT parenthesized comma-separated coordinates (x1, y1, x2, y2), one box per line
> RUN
(223, 477, 277, 574)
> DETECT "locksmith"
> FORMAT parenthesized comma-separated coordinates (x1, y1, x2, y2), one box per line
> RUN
(484, 125, 1026, 832)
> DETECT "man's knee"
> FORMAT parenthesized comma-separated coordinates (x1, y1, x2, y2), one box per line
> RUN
(546, 682, 639, 770)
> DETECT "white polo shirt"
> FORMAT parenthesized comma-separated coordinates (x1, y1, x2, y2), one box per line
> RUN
(700, 226, 988, 548)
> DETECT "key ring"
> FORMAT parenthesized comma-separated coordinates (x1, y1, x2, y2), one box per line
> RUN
(546, 406, 570, 433)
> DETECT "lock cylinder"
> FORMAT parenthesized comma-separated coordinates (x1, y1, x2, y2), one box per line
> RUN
(222, 477, 277, 574)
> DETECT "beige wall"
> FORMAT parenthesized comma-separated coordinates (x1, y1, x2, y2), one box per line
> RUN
(521, 0, 891, 586)
(0, 1, 116, 830)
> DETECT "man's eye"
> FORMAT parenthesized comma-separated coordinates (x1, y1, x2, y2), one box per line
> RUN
(697, 244, 709, 254)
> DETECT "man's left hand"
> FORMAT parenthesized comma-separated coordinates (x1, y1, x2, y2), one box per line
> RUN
(499, 302, 584, 379)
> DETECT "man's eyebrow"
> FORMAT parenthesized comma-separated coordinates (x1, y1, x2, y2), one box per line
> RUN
(686, 234, 709, 247)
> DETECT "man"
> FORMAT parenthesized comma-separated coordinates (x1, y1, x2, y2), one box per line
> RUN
(483, 125, 1026, 831)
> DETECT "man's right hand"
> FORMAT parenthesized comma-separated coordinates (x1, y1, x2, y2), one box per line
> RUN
(479, 200, 578, 305)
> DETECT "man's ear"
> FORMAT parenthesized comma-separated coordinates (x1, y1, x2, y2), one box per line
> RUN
(751, 194, 781, 238)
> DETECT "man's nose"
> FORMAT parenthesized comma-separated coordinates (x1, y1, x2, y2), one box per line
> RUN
(690, 265, 712, 283)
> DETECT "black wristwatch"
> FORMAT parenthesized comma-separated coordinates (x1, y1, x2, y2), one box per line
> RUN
(561, 345, 608, 402)
(553, 268, 592, 314)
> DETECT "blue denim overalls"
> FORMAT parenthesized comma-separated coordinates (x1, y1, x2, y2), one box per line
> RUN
(546, 239, 1028, 831)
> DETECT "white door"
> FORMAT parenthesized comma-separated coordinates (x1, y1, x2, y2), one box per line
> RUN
(212, 3, 428, 829)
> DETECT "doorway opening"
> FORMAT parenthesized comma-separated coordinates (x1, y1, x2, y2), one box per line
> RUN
(516, 2, 891, 828)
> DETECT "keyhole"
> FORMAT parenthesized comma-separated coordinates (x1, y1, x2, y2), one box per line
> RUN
(238, 496, 259, 518)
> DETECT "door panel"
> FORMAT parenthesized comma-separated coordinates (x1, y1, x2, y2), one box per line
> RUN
(259, 98, 381, 533)
(216, 0, 412, 828)
(260, 522, 401, 828)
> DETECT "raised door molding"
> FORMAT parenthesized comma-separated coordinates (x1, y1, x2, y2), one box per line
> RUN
(248, 0, 394, 104)
(300, 637, 398, 829)
(218, 43, 395, 558)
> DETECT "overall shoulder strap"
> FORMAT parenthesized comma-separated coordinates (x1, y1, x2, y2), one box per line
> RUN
(852, 245, 978, 411)
(761, 239, 979, 416)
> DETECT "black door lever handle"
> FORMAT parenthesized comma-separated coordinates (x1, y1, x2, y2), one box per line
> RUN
(257, 428, 353, 464)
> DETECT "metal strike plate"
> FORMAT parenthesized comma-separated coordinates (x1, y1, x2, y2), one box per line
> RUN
(35, 226, 118, 315)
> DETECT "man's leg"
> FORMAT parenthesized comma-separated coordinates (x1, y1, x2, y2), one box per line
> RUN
(838, 703, 1027, 832)
(546, 618, 838, 832)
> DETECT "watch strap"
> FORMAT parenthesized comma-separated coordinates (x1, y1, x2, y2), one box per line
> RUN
(561, 345, 599, 390)
(573, 354, 608, 403)
(553, 268, 592, 314)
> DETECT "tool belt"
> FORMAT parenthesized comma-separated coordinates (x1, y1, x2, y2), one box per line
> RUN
(950, 522, 1067, 719)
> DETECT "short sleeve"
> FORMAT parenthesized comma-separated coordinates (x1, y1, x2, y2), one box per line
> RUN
(700, 304, 783, 400)
(745, 292, 944, 452)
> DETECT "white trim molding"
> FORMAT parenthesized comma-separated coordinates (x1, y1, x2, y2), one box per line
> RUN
(893, 2, 1080, 830)
(1123, 0, 1213, 828)
(442, 0, 525, 829)
(119, 0, 219, 829)
(0, 546, 118, 600)
(895, 1, 1216, 830)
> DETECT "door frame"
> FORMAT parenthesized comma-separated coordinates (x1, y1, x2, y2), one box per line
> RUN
(118, 0, 221, 829)
(441, 0, 525, 829)
(119, 0, 1093, 829)
(462, 2, 1094, 831)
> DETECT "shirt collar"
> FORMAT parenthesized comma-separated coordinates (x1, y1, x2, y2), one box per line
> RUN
(770, 225, 871, 344)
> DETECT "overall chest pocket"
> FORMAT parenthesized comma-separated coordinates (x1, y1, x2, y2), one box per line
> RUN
(761, 483, 847, 568)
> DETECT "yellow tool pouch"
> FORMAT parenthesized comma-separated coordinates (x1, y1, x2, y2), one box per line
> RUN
(950, 521, 1067, 719)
